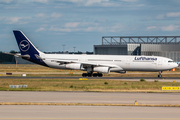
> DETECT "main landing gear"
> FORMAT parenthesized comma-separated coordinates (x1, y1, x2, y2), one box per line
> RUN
(158, 71, 162, 78)
(82, 73, 103, 77)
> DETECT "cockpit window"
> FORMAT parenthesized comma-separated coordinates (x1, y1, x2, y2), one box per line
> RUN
(168, 60, 174, 63)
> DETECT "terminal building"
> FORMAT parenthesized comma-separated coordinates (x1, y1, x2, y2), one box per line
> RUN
(94, 36, 180, 61)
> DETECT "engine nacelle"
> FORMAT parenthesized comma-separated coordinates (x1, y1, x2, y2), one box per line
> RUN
(109, 67, 123, 72)
(117, 71, 126, 73)
(93, 67, 110, 73)
(65, 63, 81, 70)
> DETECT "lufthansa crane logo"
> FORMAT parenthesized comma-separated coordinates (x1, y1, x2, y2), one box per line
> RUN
(19, 40, 30, 52)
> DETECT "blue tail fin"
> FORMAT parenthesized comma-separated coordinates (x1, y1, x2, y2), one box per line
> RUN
(13, 30, 40, 55)
(13, 30, 47, 66)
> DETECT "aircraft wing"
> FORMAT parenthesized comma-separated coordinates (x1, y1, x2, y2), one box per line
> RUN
(79, 62, 119, 68)
(55, 60, 119, 68)
(55, 60, 76, 64)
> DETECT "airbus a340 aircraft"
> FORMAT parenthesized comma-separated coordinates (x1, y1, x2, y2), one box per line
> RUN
(13, 30, 178, 77)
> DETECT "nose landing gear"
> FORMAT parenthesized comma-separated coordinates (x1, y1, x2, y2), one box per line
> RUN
(158, 71, 162, 78)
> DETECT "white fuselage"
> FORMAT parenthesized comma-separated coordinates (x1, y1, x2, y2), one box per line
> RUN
(13, 30, 178, 76)
(41, 54, 178, 72)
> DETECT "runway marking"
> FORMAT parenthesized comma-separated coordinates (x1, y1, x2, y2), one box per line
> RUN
(0, 118, 180, 119)
(0, 102, 180, 107)
(1, 76, 180, 80)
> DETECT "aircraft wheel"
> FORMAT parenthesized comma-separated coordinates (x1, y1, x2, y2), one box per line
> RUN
(158, 71, 162, 78)
(82, 73, 87, 77)
(93, 73, 98, 77)
(158, 75, 162, 78)
(98, 73, 103, 77)
(87, 73, 92, 77)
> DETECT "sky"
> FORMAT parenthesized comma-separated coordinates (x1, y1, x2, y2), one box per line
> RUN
(0, 0, 180, 52)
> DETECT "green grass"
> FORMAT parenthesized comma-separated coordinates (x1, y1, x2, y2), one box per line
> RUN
(140, 79, 146, 82)
(1, 78, 180, 92)
(1, 64, 180, 92)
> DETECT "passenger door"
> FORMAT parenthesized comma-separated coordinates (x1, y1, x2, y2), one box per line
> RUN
(126, 58, 130, 69)
(157, 58, 162, 69)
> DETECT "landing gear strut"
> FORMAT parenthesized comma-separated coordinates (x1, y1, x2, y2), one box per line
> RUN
(82, 73, 103, 77)
(158, 71, 162, 78)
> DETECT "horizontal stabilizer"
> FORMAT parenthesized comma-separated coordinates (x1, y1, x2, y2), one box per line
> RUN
(3, 52, 30, 59)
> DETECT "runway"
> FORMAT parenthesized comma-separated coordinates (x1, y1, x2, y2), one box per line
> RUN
(0, 106, 180, 120)
(1, 91, 180, 120)
(1, 91, 180, 105)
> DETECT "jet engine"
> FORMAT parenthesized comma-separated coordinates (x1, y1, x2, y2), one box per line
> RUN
(65, 63, 82, 70)
(93, 67, 110, 73)
(117, 71, 126, 73)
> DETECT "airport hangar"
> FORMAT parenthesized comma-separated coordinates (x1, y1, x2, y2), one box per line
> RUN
(94, 36, 180, 62)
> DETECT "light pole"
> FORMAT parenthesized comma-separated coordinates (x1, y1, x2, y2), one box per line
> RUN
(73, 47, 76, 53)
(62, 45, 65, 53)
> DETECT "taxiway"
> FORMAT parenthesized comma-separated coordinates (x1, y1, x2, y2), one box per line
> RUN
(1, 91, 180, 105)
(1, 92, 180, 120)
(0, 106, 179, 120)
